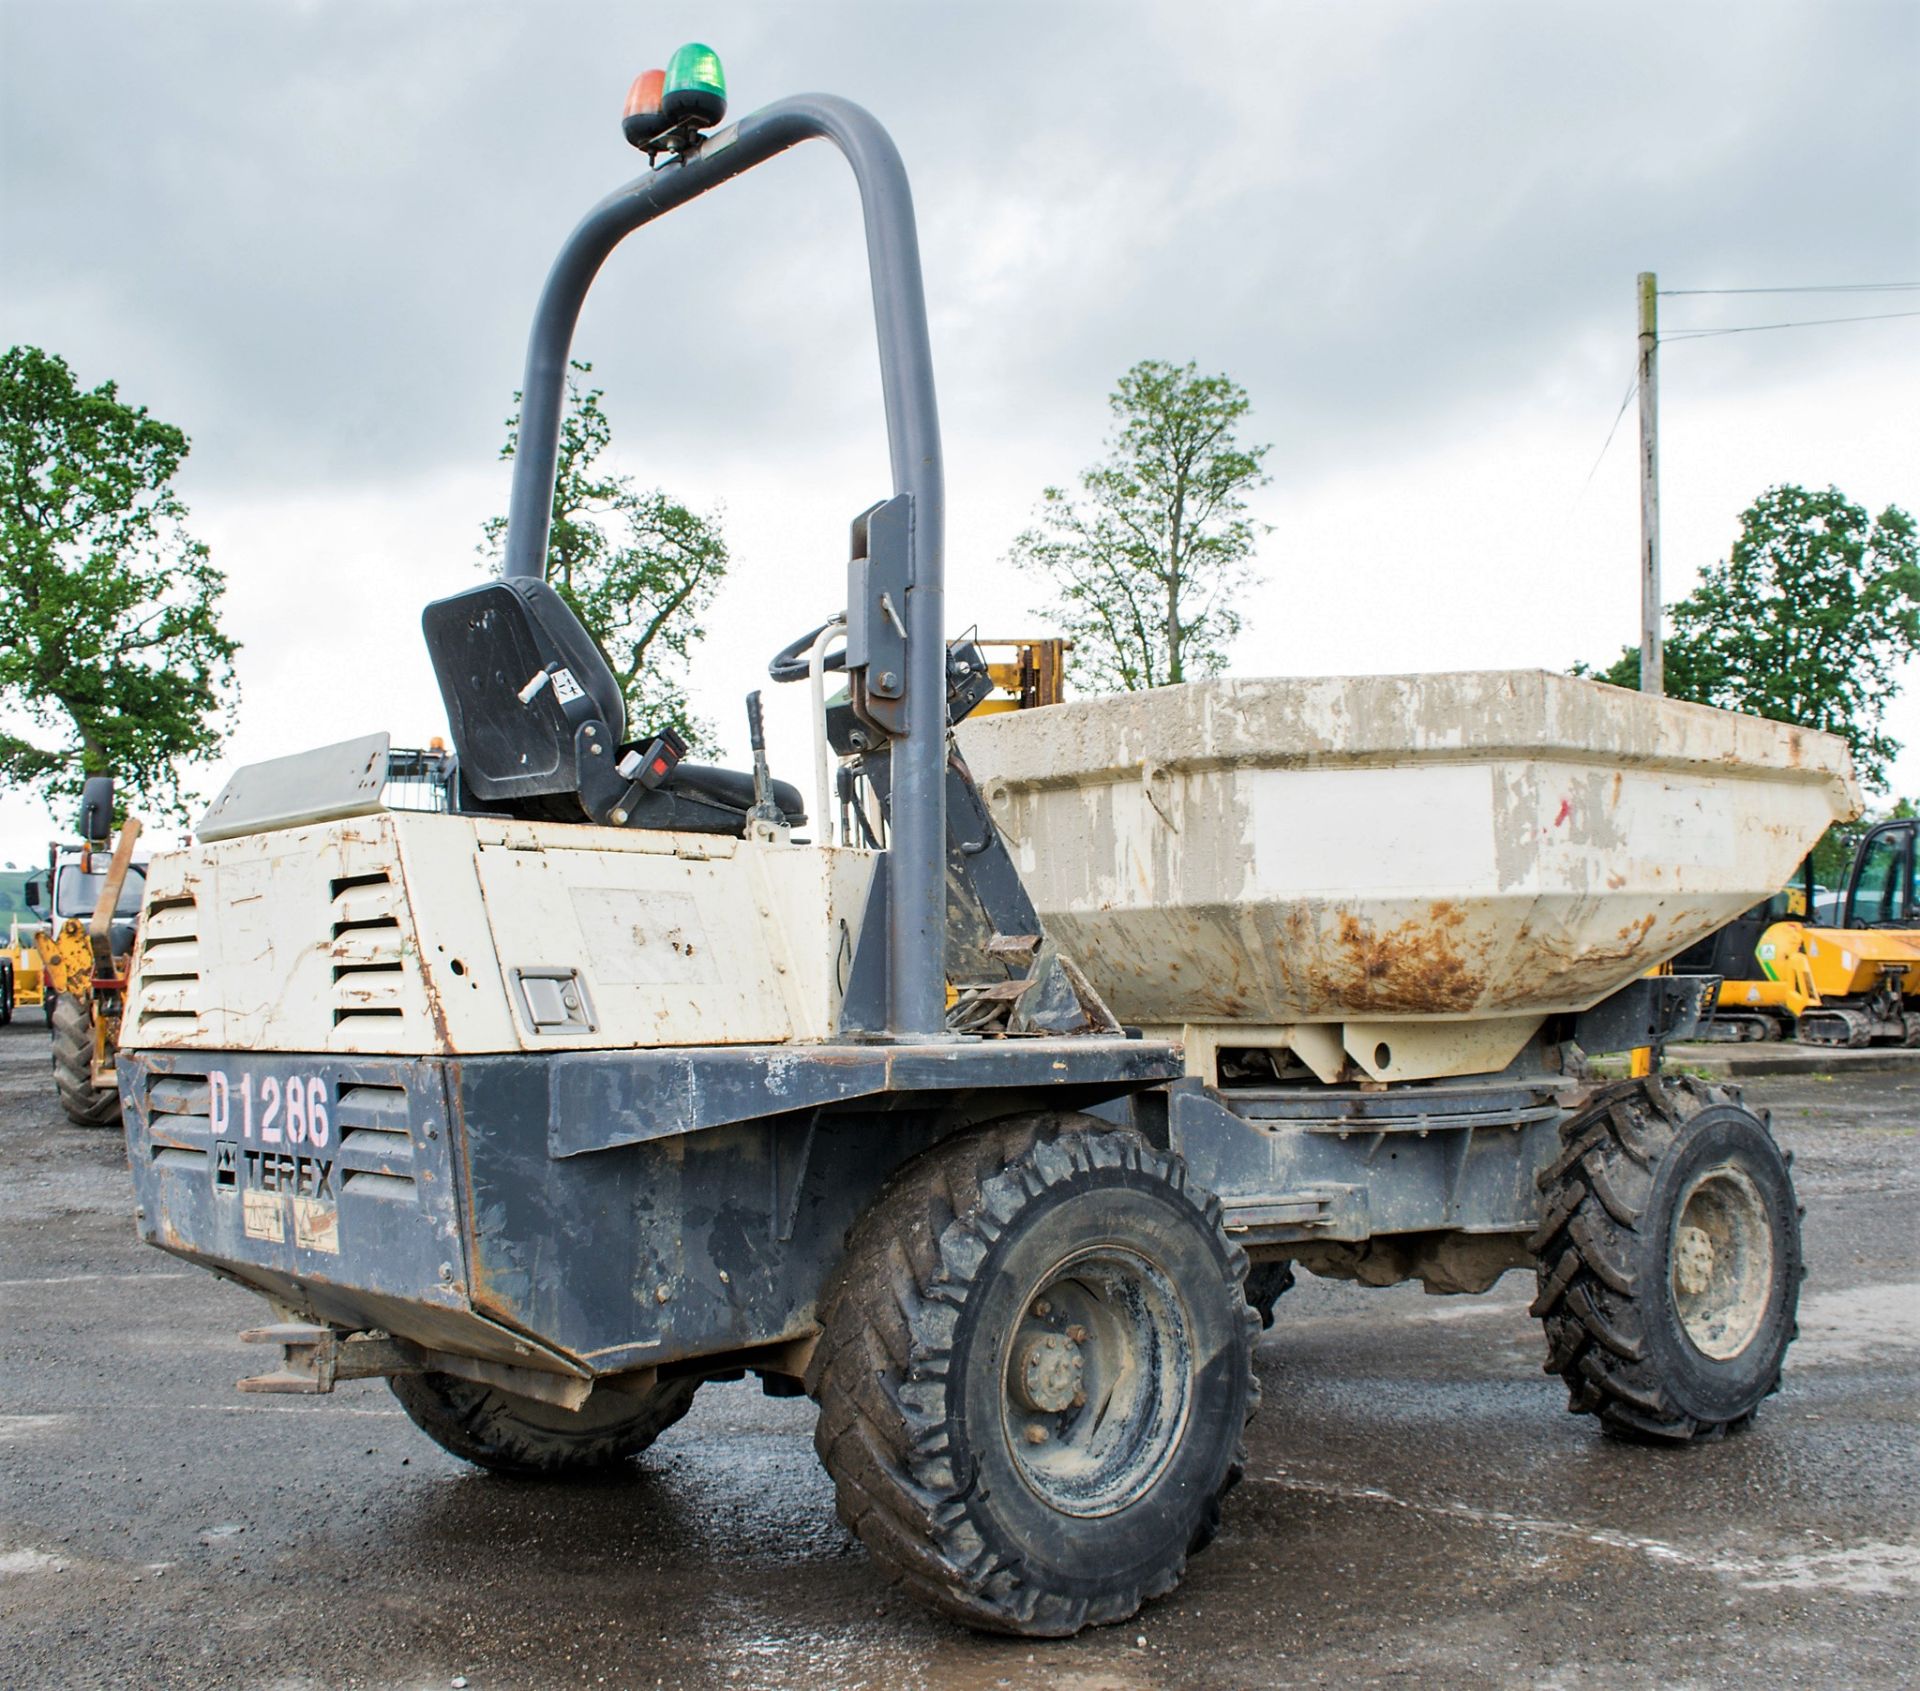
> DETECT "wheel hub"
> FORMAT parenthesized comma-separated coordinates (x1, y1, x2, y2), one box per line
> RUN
(1674, 1224, 1716, 1296)
(1015, 1331, 1086, 1414)
(1670, 1162, 1774, 1360)
(1000, 1248, 1192, 1518)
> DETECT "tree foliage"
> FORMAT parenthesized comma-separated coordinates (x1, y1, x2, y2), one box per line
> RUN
(0, 345, 238, 826)
(1009, 359, 1271, 693)
(483, 362, 727, 751)
(1578, 484, 1920, 790)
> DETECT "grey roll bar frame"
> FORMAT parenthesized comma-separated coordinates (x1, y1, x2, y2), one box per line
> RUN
(499, 96, 948, 1041)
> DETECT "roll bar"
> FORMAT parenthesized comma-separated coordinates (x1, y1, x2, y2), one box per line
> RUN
(499, 96, 948, 1040)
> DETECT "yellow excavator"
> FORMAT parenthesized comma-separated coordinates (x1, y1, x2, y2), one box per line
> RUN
(1685, 816, 1920, 1047)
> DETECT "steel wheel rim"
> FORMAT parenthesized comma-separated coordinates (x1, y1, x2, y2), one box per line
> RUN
(999, 1246, 1193, 1518)
(1670, 1161, 1775, 1360)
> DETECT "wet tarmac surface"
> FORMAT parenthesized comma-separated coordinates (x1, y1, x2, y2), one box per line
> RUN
(1, 1017, 1915, 1689)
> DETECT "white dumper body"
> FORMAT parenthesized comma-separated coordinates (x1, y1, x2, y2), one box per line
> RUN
(958, 670, 1859, 1082)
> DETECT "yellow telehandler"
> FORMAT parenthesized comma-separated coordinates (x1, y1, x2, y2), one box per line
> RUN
(24, 777, 145, 1125)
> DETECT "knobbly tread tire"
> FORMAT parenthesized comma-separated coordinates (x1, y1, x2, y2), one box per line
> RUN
(1530, 1075, 1802, 1442)
(808, 1112, 1259, 1638)
(389, 1371, 700, 1477)
(51, 994, 119, 1127)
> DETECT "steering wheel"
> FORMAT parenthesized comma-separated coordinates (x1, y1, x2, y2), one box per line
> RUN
(769, 622, 849, 684)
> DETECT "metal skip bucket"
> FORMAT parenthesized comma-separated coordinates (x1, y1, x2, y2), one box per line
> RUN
(957, 670, 1860, 1080)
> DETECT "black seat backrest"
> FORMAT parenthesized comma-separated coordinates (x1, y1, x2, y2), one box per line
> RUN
(422, 578, 625, 807)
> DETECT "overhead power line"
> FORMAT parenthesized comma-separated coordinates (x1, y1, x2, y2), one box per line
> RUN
(1552, 369, 1639, 548)
(1659, 282, 1919, 297)
(1576, 374, 1639, 495)
(1662, 308, 1920, 341)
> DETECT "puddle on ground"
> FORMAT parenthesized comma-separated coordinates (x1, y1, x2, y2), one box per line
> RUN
(1790, 1282, 1920, 1366)
(1736, 1539, 1920, 1598)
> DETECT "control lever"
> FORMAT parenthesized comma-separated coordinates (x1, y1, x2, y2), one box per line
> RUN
(745, 691, 787, 836)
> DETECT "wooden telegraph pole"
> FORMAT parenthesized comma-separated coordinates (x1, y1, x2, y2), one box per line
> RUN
(1637, 271, 1663, 694)
(1630, 272, 1663, 1081)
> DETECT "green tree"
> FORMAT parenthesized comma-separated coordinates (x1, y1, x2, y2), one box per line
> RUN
(0, 345, 238, 826)
(482, 362, 727, 750)
(1009, 359, 1271, 693)
(1579, 485, 1920, 790)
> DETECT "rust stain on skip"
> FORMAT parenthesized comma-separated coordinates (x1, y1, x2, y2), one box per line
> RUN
(1490, 910, 1667, 1009)
(1307, 900, 1486, 1015)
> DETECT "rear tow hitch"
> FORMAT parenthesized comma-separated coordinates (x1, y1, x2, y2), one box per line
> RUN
(237, 1322, 420, 1395)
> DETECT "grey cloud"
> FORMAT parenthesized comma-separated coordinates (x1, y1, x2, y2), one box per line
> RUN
(2, 0, 1915, 510)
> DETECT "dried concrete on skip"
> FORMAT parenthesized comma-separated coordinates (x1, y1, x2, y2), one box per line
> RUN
(1, 1017, 1915, 1690)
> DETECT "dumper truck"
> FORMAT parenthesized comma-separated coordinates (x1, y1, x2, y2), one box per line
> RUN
(114, 50, 1854, 1638)
(1681, 817, 1920, 1046)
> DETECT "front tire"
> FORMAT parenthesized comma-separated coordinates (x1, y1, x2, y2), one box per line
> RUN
(1531, 1076, 1802, 1441)
(51, 993, 119, 1127)
(390, 1371, 699, 1476)
(809, 1113, 1258, 1637)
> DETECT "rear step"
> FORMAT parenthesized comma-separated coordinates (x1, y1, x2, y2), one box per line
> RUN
(236, 1320, 602, 1410)
(237, 1322, 418, 1395)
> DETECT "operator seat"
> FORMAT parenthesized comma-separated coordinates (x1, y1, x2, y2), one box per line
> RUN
(422, 577, 803, 836)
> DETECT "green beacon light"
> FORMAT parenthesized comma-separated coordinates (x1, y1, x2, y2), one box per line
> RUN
(661, 42, 727, 130)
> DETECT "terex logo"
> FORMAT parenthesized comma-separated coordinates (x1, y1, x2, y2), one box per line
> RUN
(242, 1149, 335, 1198)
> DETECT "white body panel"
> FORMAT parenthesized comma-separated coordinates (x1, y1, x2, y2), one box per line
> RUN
(957, 670, 1859, 1079)
(124, 812, 876, 1056)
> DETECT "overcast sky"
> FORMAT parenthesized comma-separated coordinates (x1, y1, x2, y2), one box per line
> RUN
(3, 0, 1917, 863)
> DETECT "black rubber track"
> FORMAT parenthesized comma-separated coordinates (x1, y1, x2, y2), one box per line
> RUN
(807, 1112, 1259, 1637)
(390, 1371, 700, 1476)
(51, 994, 119, 1127)
(1530, 1074, 1802, 1442)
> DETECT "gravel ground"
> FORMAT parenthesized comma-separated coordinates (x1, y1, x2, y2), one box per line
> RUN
(1, 1018, 1914, 1689)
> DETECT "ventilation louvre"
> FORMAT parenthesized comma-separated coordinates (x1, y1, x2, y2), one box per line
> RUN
(336, 1083, 413, 1163)
(329, 872, 408, 1025)
(137, 894, 202, 1025)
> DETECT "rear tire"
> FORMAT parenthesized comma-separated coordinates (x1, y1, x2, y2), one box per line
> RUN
(1530, 1076, 1802, 1441)
(809, 1112, 1258, 1637)
(390, 1371, 699, 1477)
(51, 994, 119, 1127)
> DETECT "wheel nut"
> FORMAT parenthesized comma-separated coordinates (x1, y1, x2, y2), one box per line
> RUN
(1032, 1299, 1051, 1318)
(1066, 1324, 1087, 1343)
(1025, 1423, 1048, 1445)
